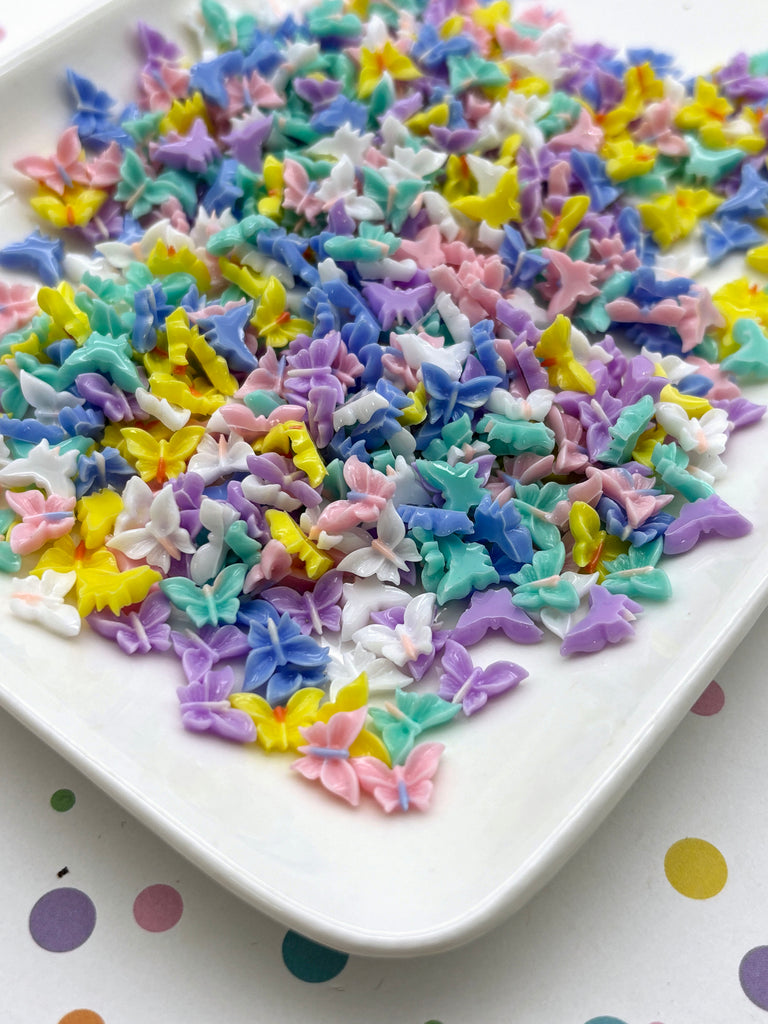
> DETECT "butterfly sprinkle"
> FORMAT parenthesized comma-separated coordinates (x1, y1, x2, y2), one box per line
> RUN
(0, 0, 765, 818)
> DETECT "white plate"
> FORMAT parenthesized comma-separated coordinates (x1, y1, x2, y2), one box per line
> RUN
(0, 0, 767, 957)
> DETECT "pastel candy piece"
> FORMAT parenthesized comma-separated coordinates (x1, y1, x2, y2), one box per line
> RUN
(560, 586, 643, 657)
(663, 494, 752, 555)
(451, 588, 543, 647)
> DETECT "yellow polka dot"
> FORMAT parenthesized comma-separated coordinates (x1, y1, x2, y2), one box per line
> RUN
(664, 837, 727, 899)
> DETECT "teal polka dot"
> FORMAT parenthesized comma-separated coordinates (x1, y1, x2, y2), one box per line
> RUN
(281, 930, 348, 983)
(50, 789, 76, 812)
(584, 1018, 628, 1024)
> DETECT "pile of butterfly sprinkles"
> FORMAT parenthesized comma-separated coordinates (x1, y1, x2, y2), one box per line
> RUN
(0, 0, 767, 812)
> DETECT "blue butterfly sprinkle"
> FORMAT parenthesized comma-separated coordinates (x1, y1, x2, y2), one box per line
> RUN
(190, 50, 244, 107)
(76, 447, 136, 498)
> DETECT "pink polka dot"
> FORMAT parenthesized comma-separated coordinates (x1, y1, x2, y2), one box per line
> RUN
(690, 680, 725, 716)
(132, 884, 183, 933)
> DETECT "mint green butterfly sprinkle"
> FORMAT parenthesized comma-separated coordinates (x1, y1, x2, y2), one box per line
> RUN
(510, 544, 580, 613)
(160, 562, 248, 628)
(602, 539, 672, 602)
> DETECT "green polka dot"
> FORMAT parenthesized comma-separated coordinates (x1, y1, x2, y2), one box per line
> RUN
(50, 789, 76, 812)
(281, 930, 348, 983)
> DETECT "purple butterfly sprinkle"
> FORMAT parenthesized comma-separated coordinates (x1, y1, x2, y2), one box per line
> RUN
(171, 472, 206, 537)
(75, 372, 134, 421)
(220, 113, 273, 173)
(88, 590, 172, 655)
(293, 76, 341, 106)
(177, 666, 256, 743)
(150, 118, 220, 174)
(437, 639, 527, 716)
(451, 587, 543, 647)
(171, 623, 251, 681)
(263, 570, 343, 635)
(560, 586, 643, 657)
(663, 493, 752, 555)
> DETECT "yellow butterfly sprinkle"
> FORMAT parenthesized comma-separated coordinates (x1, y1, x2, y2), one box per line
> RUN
(30, 184, 107, 230)
(535, 315, 597, 394)
(121, 424, 205, 484)
(147, 240, 211, 294)
(76, 490, 124, 549)
(658, 384, 713, 418)
(37, 281, 91, 344)
(265, 509, 334, 580)
(230, 688, 325, 752)
(260, 422, 326, 488)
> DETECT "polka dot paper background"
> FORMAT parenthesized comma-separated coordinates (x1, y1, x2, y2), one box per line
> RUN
(4, 0, 768, 1020)
(2, 598, 768, 1023)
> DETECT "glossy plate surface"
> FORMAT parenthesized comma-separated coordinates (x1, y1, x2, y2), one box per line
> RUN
(0, 0, 766, 956)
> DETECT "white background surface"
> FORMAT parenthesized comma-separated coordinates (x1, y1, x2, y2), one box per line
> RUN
(3, 0, 768, 1020)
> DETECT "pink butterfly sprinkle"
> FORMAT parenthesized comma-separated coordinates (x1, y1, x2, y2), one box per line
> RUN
(315, 456, 396, 533)
(243, 538, 292, 592)
(139, 63, 191, 111)
(353, 742, 445, 813)
(395, 225, 446, 270)
(225, 71, 284, 117)
(237, 348, 288, 398)
(293, 707, 369, 806)
(218, 401, 306, 440)
(13, 126, 89, 195)
(6, 490, 76, 555)
(0, 281, 38, 335)
(282, 159, 325, 223)
(84, 141, 124, 188)
(158, 197, 190, 232)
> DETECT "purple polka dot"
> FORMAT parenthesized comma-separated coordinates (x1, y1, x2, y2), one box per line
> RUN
(740, 946, 768, 1009)
(691, 680, 725, 716)
(133, 884, 183, 932)
(29, 888, 96, 952)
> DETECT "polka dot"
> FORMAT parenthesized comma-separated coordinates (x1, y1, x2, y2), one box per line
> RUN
(29, 888, 96, 952)
(57, 1012, 105, 1024)
(50, 789, 76, 812)
(133, 884, 183, 933)
(583, 1018, 628, 1024)
(690, 680, 725, 716)
(281, 930, 348, 983)
(740, 946, 768, 1010)
(664, 837, 727, 899)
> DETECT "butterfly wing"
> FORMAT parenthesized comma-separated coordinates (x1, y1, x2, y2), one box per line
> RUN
(400, 741, 444, 811)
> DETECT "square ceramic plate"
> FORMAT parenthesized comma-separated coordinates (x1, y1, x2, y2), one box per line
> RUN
(0, 0, 766, 957)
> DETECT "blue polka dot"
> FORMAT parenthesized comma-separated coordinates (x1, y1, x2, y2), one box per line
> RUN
(281, 930, 348, 983)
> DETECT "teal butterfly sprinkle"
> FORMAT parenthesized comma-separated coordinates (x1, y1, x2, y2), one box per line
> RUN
(477, 413, 556, 457)
(224, 521, 262, 568)
(368, 689, 461, 765)
(415, 459, 487, 511)
(115, 150, 198, 219)
(447, 53, 509, 93)
(361, 167, 425, 232)
(509, 544, 580, 613)
(306, 0, 363, 38)
(602, 538, 672, 602)
(512, 481, 568, 551)
(650, 441, 714, 502)
(160, 562, 248, 628)
(598, 394, 655, 466)
(420, 534, 499, 604)
(200, 0, 257, 51)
